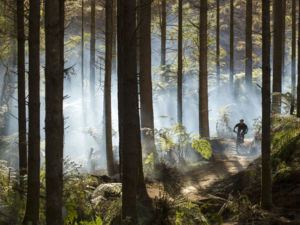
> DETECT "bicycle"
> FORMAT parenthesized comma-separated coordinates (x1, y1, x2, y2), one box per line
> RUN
(234, 131, 247, 155)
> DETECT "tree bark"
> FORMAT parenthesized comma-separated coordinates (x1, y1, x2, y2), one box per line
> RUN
(139, 0, 157, 162)
(216, 0, 220, 86)
(90, 0, 96, 104)
(261, 0, 272, 210)
(272, 0, 283, 113)
(291, 0, 296, 115)
(118, 0, 139, 223)
(177, 0, 183, 125)
(161, 0, 166, 75)
(245, 0, 252, 88)
(17, 0, 27, 178)
(112, 0, 117, 74)
(281, 0, 286, 82)
(81, 0, 85, 109)
(105, 0, 115, 176)
(45, 0, 64, 224)
(297, 0, 300, 118)
(199, 0, 209, 138)
(230, 0, 234, 87)
(23, 0, 41, 224)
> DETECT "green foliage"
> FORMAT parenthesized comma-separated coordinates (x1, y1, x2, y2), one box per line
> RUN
(75, 216, 103, 225)
(192, 138, 212, 160)
(0, 161, 25, 224)
(271, 115, 300, 169)
(155, 124, 212, 164)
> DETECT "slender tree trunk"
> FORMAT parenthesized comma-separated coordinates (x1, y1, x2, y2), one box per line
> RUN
(90, 0, 96, 104)
(245, 0, 252, 88)
(139, 0, 157, 162)
(261, 0, 272, 210)
(216, 0, 220, 86)
(281, 0, 286, 83)
(161, 0, 166, 74)
(272, 0, 283, 113)
(45, 0, 64, 224)
(297, 0, 300, 118)
(230, 0, 234, 87)
(112, 0, 117, 74)
(23, 0, 41, 224)
(105, 0, 115, 176)
(17, 0, 27, 178)
(118, 0, 139, 223)
(199, 0, 209, 138)
(177, 0, 183, 125)
(291, 0, 296, 115)
(81, 0, 85, 107)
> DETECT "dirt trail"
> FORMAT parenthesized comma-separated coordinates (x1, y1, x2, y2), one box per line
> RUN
(147, 138, 260, 201)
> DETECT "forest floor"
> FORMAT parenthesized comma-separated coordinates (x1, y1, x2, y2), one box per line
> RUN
(145, 138, 300, 224)
(147, 138, 257, 201)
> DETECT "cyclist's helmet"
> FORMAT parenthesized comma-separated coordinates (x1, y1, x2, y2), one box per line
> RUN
(240, 119, 244, 122)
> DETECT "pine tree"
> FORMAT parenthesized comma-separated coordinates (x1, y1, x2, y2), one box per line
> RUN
(291, 0, 296, 115)
(245, 0, 252, 88)
(216, 0, 220, 86)
(45, 0, 65, 223)
(272, 0, 283, 113)
(199, 0, 209, 138)
(297, 0, 300, 118)
(161, 0, 166, 76)
(23, 0, 41, 224)
(139, 0, 157, 163)
(230, 0, 234, 87)
(177, 0, 183, 125)
(90, 0, 96, 105)
(17, 0, 27, 178)
(105, 0, 115, 176)
(261, 0, 272, 210)
(117, 0, 139, 223)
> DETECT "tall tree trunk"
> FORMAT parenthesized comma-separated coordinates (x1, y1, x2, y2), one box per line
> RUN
(281, 0, 286, 83)
(177, 0, 183, 125)
(216, 0, 220, 86)
(230, 0, 234, 87)
(245, 0, 252, 88)
(23, 0, 41, 224)
(17, 0, 27, 178)
(297, 0, 300, 118)
(118, 0, 139, 223)
(139, 0, 157, 163)
(90, 0, 96, 105)
(291, 0, 296, 115)
(45, 0, 64, 224)
(105, 0, 115, 176)
(272, 0, 283, 113)
(161, 0, 166, 74)
(81, 0, 85, 107)
(199, 0, 209, 138)
(261, 0, 272, 210)
(112, 0, 117, 74)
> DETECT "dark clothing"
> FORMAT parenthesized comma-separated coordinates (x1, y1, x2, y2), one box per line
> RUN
(234, 123, 248, 135)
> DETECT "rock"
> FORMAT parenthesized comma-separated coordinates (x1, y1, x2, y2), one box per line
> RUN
(92, 183, 122, 206)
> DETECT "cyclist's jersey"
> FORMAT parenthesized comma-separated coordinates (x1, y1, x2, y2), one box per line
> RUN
(234, 123, 248, 134)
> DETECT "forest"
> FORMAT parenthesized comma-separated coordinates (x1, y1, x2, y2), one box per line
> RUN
(0, 0, 300, 224)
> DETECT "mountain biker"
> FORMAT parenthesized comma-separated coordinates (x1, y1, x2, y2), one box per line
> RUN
(233, 119, 248, 146)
